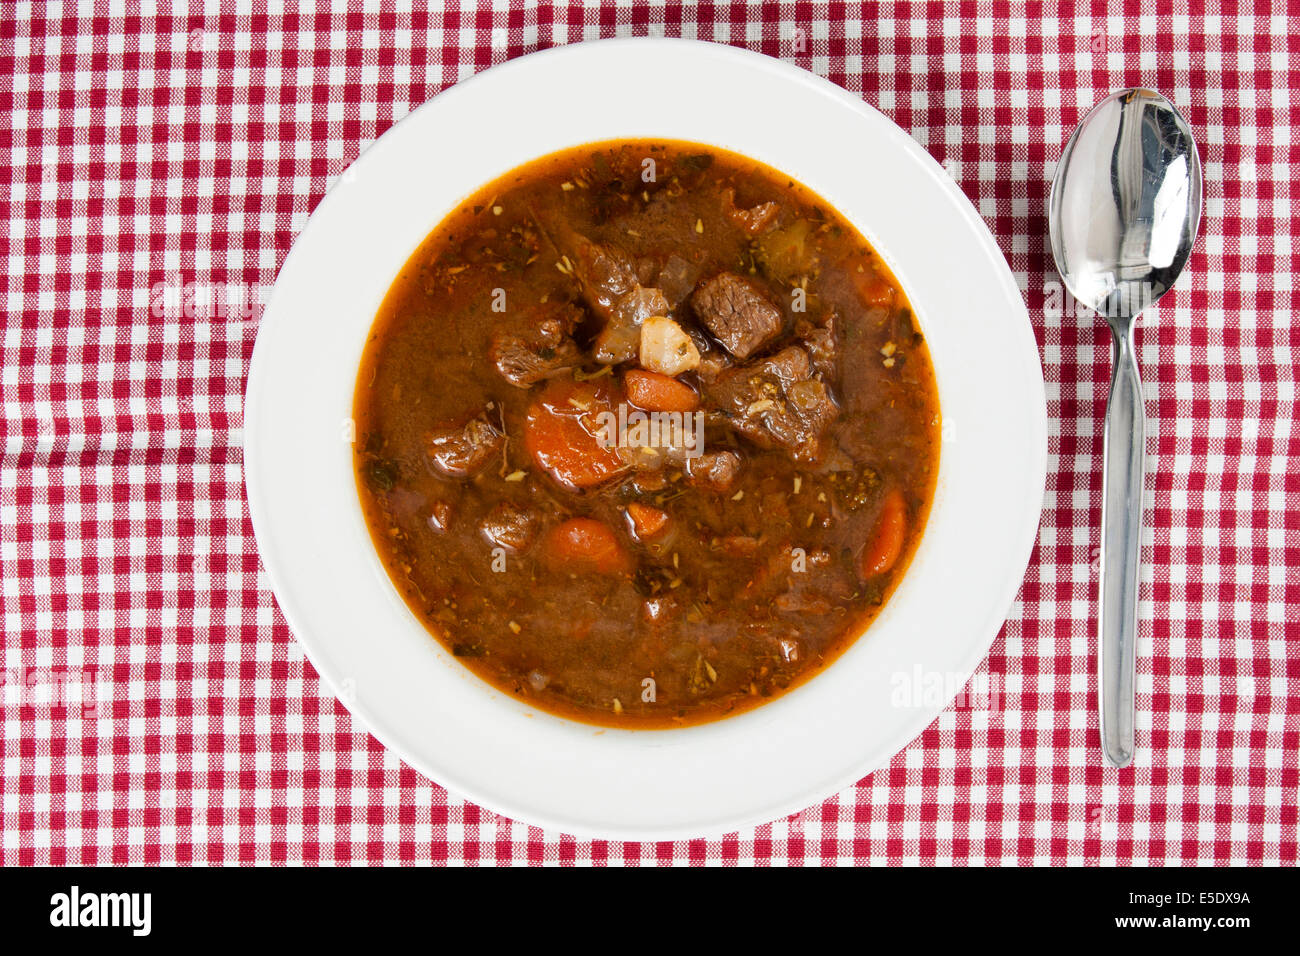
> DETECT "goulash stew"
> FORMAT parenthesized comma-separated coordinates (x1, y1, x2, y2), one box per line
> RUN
(354, 141, 940, 728)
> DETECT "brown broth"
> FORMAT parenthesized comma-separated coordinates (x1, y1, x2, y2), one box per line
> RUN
(353, 140, 940, 728)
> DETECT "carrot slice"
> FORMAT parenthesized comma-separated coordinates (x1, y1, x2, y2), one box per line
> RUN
(624, 368, 699, 413)
(859, 488, 907, 578)
(544, 517, 632, 575)
(523, 378, 627, 491)
(625, 502, 670, 540)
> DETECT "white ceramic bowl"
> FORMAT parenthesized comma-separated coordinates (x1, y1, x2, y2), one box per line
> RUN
(245, 38, 1047, 839)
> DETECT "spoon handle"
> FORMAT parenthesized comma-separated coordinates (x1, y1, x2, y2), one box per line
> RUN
(1099, 323, 1144, 767)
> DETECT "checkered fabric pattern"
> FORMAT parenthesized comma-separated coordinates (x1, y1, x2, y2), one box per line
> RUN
(1, 0, 1296, 866)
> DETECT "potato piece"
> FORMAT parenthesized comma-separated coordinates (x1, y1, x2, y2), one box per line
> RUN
(639, 316, 700, 377)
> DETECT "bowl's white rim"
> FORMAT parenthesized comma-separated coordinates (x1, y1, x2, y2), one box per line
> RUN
(244, 36, 1048, 840)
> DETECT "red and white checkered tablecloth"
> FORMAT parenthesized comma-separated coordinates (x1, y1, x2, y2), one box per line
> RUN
(1, 1, 1296, 866)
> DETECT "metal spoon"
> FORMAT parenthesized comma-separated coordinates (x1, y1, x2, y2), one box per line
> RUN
(1048, 89, 1202, 768)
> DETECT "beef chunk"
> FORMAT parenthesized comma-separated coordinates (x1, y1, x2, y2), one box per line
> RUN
(561, 230, 668, 364)
(565, 231, 639, 322)
(797, 310, 839, 380)
(704, 346, 839, 464)
(687, 328, 731, 385)
(629, 470, 669, 494)
(595, 284, 668, 364)
(426, 414, 504, 479)
(480, 500, 538, 552)
(489, 302, 584, 388)
(684, 450, 742, 492)
(691, 272, 784, 360)
(614, 411, 702, 470)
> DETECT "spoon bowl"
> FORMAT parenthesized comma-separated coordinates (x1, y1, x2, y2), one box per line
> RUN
(1051, 89, 1203, 327)
(1049, 88, 1202, 768)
